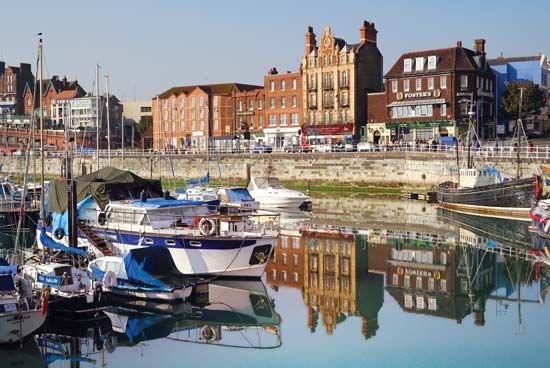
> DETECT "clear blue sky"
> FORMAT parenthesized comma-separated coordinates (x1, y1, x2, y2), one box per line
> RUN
(2, 0, 548, 101)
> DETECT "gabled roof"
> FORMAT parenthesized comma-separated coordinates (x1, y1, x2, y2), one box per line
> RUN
(156, 83, 263, 99)
(55, 90, 79, 99)
(385, 46, 487, 78)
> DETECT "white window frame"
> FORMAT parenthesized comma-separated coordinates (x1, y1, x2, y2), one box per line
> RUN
(427, 56, 437, 70)
(404, 58, 413, 73)
(416, 78, 422, 91)
(270, 80, 275, 91)
(460, 75, 468, 89)
(428, 77, 434, 90)
(391, 80, 398, 93)
(415, 57, 425, 71)
(440, 76, 447, 89)
(441, 103, 447, 117)
(404, 79, 410, 92)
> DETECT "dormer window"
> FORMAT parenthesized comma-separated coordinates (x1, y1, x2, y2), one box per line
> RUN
(404, 58, 413, 73)
(428, 56, 437, 70)
(415, 57, 425, 71)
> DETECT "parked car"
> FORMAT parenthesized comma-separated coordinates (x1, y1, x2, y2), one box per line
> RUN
(356, 141, 374, 152)
(251, 144, 273, 154)
(313, 144, 332, 153)
(284, 144, 311, 153)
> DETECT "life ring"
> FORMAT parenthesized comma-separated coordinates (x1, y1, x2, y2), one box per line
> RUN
(397, 267, 404, 276)
(200, 325, 218, 342)
(434, 271, 441, 280)
(97, 212, 107, 226)
(199, 218, 216, 236)
(53, 227, 65, 240)
(102, 271, 118, 289)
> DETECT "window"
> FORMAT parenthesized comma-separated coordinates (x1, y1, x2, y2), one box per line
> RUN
(291, 78, 297, 90)
(415, 57, 425, 71)
(427, 56, 437, 70)
(416, 277, 422, 289)
(199, 96, 204, 107)
(428, 297, 437, 311)
(428, 77, 434, 90)
(309, 57, 315, 67)
(404, 275, 411, 288)
(214, 119, 218, 130)
(440, 252, 447, 265)
(309, 93, 316, 107)
(258, 99, 263, 109)
(248, 99, 254, 110)
(164, 122, 168, 132)
(237, 99, 243, 112)
(440, 76, 447, 89)
(293, 254, 299, 266)
(282, 271, 288, 281)
(392, 273, 399, 286)
(441, 103, 447, 117)
(460, 75, 468, 88)
(179, 97, 185, 107)
(292, 95, 297, 107)
(268, 114, 276, 126)
(416, 78, 422, 91)
(282, 253, 287, 265)
(291, 113, 299, 125)
(270, 81, 275, 91)
(213, 96, 218, 107)
(280, 114, 287, 125)
(340, 53, 347, 64)
(269, 98, 275, 109)
(391, 80, 398, 93)
(272, 269, 276, 280)
(281, 80, 286, 90)
(340, 90, 348, 106)
(428, 278, 435, 291)
(191, 97, 196, 106)
(258, 115, 263, 126)
(404, 79, 410, 92)
(440, 279, 447, 292)
(281, 97, 286, 108)
(404, 294, 413, 308)
(293, 272, 299, 283)
(416, 296, 425, 309)
(404, 58, 413, 73)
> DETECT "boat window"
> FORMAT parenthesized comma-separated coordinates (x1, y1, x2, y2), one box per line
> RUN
(140, 214, 151, 226)
(105, 261, 121, 276)
(267, 177, 283, 189)
(144, 238, 154, 245)
(165, 239, 176, 246)
(254, 178, 268, 189)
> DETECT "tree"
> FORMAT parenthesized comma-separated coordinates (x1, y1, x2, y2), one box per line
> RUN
(137, 115, 152, 135)
(500, 81, 545, 121)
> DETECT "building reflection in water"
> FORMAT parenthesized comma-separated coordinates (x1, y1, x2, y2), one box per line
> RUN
(267, 201, 550, 340)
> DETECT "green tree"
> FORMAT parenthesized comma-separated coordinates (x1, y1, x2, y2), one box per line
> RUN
(137, 115, 152, 135)
(500, 81, 545, 121)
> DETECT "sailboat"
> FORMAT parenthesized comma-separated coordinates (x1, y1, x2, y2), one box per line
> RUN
(436, 93, 539, 218)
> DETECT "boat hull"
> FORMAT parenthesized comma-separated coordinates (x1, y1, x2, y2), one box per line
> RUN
(0, 310, 46, 344)
(0, 208, 39, 232)
(254, 196, 310, 209)
(436, 177, 536, 209)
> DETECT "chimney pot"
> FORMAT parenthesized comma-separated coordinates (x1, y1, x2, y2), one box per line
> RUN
(474, 39, 486, 54)
(359, 20, 377, 44)
(456, 41, 463, 48)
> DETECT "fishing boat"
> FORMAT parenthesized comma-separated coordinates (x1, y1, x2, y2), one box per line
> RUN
(41, 167, 279, 278)
(87, 248, 194, 303)
(436, 98, 538, 217)
(248, 176, 312, 210)
(0, 263, 46, 344)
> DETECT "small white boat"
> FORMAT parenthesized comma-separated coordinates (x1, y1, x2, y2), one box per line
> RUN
(88, 249, 193, 303)
(0, 267, 46, 344)
(248, 177, 312, 210)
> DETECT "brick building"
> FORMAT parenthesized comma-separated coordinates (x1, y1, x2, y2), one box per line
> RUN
(0, 61, 34, 115)
(263, 68, 302, 147)
(232, 86, 265, 151)
(152, 83, 261, 152)
(301, 21, 383, 144)
(367, 39, 496, 144)
(266, 233, 305, 289)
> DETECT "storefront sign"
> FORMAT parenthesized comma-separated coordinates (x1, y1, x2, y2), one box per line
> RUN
(404, 268, 433, 278)
(303, 123, 353, 136)
(385, 120, 454, 129)
(403, 92, 432, 99)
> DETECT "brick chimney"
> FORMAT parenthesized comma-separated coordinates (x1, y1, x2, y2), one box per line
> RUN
(62, 76, 68, 89)
(305, 26, 316, 55)
(0, 61, 5, 74)
(474, 39, 486, 69)
(19, 63, 31, 74)
(359, 21, 377, 44)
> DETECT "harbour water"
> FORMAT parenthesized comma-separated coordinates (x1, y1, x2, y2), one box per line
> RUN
(2, 195, 550, 368)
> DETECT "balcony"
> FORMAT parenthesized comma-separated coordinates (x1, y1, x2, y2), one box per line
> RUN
(339, 81, 349, 89)
(308, 102, 317, 109)
(322, 82, 334, 90)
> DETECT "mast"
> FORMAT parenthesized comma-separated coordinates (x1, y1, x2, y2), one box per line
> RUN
(516, 88, 524, 179)
(455, 136, 460, 184)
(121, 113, 124, 169)
(105, 75, 111, 166)
(38, 34, 45, 221)
(95, 64, 100, 170)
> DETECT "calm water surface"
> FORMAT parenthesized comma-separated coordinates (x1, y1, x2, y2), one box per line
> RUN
(2, 196, 550, 368)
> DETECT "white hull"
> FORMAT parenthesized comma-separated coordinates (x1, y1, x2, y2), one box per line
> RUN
(111, 286, 192, 302)
(0, 310, 46, 344)
(253, 195, 309, 209)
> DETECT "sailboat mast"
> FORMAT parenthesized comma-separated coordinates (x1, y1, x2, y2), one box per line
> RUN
(95, 64, 100, 170)
(39, 35, 45, 221)
(516, 88, 523, 178)
(121, 113, 124, 169)
(105, 75, 111, 166)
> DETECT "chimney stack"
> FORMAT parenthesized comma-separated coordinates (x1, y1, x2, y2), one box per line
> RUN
(0, 62, 5, 74)
(474, 39, 486, 54)
(305, 26, 316, 55)
(359, 21, 377, 44)
(456, 41, 463, 48)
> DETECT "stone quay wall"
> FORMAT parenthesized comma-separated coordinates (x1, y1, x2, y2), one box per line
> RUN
(0, 152, 546, 190)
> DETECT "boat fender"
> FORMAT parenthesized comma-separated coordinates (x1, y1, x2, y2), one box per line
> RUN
(102, 271, 118, 289)
(200, 325, 219, 342)
(98, 212, 107, 226)
(53, 227, 65, 240)
(245, 219, 255, 231)
(199, 218, 216, 236)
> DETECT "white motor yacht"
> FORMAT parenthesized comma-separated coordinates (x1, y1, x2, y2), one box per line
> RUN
(248, 177, 312, 210)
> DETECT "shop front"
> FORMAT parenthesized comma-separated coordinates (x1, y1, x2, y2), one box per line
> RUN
(366, 120, 456, 144)
(301, 123, 354, 146)
(263, 127, 301, 148)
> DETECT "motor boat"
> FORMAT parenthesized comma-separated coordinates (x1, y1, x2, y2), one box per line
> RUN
(248, 177, 312, 210)
(218, 187, 260, 214)
(0, 263, 46, 344)
(0, 180, 39, 232)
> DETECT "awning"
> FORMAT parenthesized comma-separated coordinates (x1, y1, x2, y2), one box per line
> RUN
(387, 98, 446, 107)
(385, 120, 455, 129)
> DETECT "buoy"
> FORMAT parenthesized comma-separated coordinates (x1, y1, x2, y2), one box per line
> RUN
(53, 227, 65, 240)
(199, 218, 216, 236)
(98, 212, 107, 226)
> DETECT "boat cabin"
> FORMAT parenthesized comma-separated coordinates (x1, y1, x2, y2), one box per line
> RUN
(459, 168, 499, 188)
(248, 177, 284, 192)
(23, 262, 91, 293)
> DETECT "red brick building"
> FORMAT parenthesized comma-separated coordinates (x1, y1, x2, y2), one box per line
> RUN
(0, 62, 34, 115)
(266, 233, 305, 289)
(232, 86, 265, 149)
(263, 69, 303, 147)
(152, 83, 261, 152)
(366, 39, 496, 144)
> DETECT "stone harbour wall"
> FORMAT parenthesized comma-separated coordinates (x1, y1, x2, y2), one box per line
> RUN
(0, 152, 546, 190)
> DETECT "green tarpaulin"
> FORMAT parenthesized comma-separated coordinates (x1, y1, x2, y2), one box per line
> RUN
(48, 167, 163, 213)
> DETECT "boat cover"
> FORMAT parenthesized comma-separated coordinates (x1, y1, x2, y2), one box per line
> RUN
(48, 167, 163, 213)
(0, 265, 18, 275)
(185, 172, 209, 186)
(224, 188, 255, 202)
(122, 313, 173, 346)
(39, 228, 88, 257)
(129, 198, 204, 208)
(51, 195, 95, 236)
(0, 274, 15, 292)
